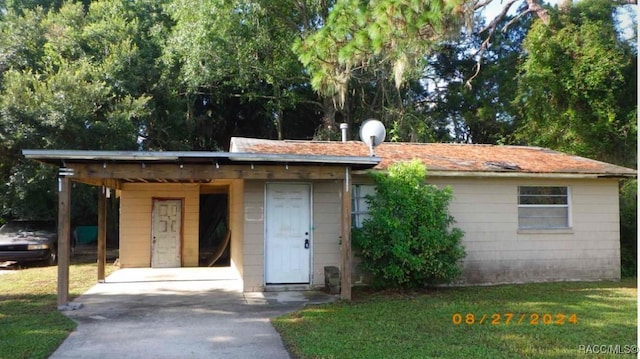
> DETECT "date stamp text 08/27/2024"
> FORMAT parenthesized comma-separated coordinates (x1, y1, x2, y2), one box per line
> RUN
(451, 312, 577, 326)
(451, 312, 638, 354)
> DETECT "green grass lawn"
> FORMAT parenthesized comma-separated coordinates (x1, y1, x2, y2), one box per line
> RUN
(0, 249, 117, 359)
(273, 278, 637, 359)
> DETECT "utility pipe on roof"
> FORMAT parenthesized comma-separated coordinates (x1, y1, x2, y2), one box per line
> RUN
(340, 123, 348, 143)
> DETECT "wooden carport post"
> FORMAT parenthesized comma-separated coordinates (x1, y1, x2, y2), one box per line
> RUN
(57, 175, 71, 309)
(97, 184, 107, 282)
(340, 167, 352, 300)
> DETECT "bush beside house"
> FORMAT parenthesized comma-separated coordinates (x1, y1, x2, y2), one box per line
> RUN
(353, 160, 465, 288)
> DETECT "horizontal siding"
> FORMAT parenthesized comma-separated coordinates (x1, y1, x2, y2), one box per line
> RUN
(235, 175, 621, 289)
(243, 243, 264, 256)
(242, 180, 265, 291)
(241, 180, 344, 290)
(464, 248, 619, 261)
(312, 181, 341, 286)
(349, 176, 621, 285)
(464, 238, 618, 252)
(244, 222, 263, 236)
(428, 177, 621, 283)
(314, 211, 341, 225)
(464, 257, 619, 283)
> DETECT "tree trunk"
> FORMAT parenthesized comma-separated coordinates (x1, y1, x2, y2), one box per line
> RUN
(525, 0, 550, 24)
(276, 107, 283, 140)
(322, 96, 337, 129)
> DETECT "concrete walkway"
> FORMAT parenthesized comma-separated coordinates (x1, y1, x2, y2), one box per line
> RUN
(50, 268, 337, 359)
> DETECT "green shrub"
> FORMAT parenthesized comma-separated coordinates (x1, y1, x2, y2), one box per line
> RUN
(353, 160, 465, 288)
(620, 179, 637, 277)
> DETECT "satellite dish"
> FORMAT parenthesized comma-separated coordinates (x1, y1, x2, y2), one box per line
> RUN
(359, 119, 386, 156)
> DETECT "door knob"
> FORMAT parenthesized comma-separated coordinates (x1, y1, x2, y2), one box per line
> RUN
(304, 239, 310, 249)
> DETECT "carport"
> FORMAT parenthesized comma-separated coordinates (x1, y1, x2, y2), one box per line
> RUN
(23, 150, 379, 309)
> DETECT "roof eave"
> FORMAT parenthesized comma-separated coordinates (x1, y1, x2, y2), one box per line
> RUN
(22, 149, 239, 161)
(353, 169, 637, 179)
(227, 152, 380, 167)
(22, 149, 381, 170)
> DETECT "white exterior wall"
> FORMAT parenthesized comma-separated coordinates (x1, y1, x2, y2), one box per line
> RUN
(426, 177, 621, 284)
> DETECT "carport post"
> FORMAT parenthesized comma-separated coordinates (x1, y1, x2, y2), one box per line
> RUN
(57, 175, 71, 309)
(97, 185, 107, 282)
(340, 167, 352, 301)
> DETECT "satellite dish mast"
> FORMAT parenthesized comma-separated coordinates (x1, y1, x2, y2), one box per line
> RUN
(359, 119, 386, 157)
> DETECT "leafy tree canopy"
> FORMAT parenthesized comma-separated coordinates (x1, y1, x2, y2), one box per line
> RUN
(294, 0, 473, 105)
(163, 0, 324, 140)
(514, 0, 637, 167)
(0, 0, 636, 225)
(0, 1, 158, 219)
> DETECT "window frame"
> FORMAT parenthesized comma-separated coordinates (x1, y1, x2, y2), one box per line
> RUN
(517, 186, 571, 230)
(352, 184, 375, 228)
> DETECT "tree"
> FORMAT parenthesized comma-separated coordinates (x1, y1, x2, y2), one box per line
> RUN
(619, 179, 637, 277)
(513, 0, 637, 280)
(163, 0, 324, 141)
(422, 14, 532, 143)
(0, 1, 156, 219)
(514, 0, 637, 167)
(294, 0, 473, 105)
(353, 161, 465, 288)
(0, 1, 163, 153)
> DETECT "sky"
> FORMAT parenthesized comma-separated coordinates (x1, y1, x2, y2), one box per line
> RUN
(479, 0, 636, 42)
(479, 0, 556, 19)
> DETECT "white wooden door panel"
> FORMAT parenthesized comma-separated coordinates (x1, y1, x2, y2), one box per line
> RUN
(265, 183, 311, 284)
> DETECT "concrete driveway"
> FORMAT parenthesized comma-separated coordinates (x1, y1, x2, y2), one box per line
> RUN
(50, 268, 336, 359)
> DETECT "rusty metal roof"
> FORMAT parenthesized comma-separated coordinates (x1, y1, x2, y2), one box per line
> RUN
(230, 137, 637, 178)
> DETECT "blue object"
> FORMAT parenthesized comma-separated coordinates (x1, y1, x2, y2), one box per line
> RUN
(76, 226, 98, 244)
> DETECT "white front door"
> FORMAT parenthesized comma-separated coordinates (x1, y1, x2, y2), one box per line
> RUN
(151, 199, 182, 268)
(265, 183, 311, 284)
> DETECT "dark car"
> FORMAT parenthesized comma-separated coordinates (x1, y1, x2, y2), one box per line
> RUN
(0, 220, 58, 266)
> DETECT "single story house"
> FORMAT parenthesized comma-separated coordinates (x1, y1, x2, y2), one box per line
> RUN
(23, 137, 636, 307)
